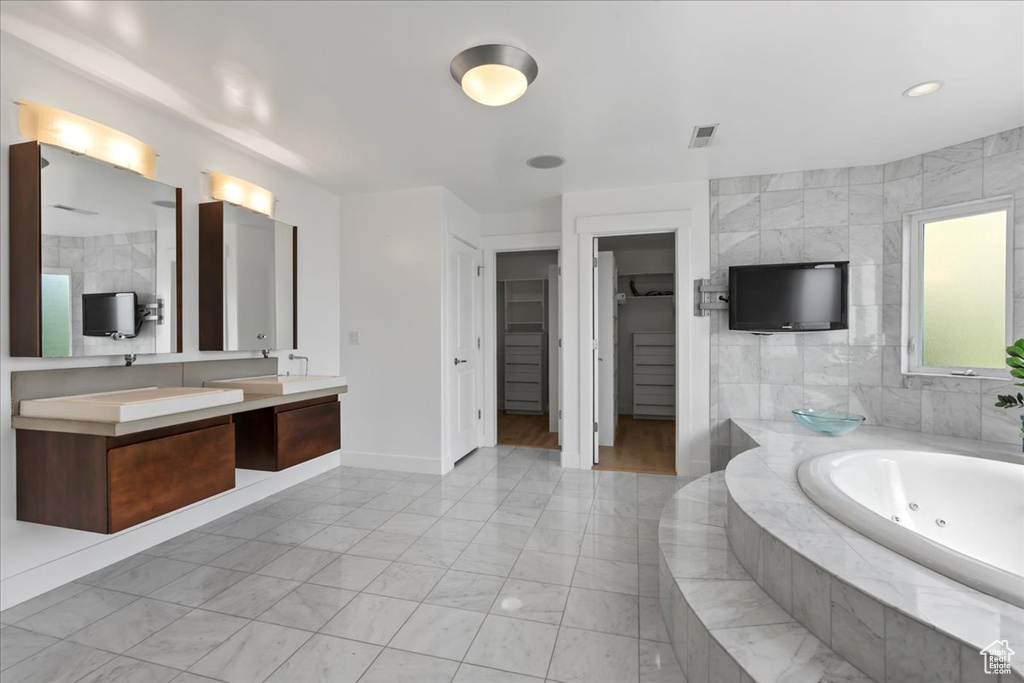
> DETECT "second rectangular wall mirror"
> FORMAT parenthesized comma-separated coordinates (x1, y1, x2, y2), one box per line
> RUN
(9, 142, 182, 358)
(199, 201, 297, 352)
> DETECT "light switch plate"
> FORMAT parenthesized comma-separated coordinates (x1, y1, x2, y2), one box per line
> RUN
(348, 331, 360, 345)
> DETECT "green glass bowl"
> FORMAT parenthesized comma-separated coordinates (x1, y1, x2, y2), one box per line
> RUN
(791, 408, 865, 436)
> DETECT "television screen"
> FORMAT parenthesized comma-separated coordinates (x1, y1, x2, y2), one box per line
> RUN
(83, 292, 138, 337)
(729, 262, 848, 332)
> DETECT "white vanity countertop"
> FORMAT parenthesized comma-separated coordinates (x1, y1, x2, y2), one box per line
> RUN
(725, 419, 1024, 658)
(19, 386, 244, 423)
(13, 384, 347, 437)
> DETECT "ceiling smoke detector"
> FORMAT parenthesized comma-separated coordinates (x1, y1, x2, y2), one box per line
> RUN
(527, 155, 565, 169)
(689, 124, 718, 149)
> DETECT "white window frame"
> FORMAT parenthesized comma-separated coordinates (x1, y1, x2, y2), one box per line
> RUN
(901, 195, 1014, 380)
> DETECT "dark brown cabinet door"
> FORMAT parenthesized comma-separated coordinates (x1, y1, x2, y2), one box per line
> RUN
(107, 423, 235, 532)
(276, 401, 340, 470)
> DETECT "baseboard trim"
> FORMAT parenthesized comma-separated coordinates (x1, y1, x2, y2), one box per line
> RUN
(339, 450, 445, 475)
(0, 452, 340, 611)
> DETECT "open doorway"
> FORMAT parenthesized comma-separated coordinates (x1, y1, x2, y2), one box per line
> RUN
(495, 249, 560, 449)
(593, 233, 676, 474)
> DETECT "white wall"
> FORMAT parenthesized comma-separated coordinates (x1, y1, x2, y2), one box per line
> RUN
(338, 187, 446, 472)
(482, 197, 561, 236)
(337, 187, 480, 474)
(0, 39, 342, 605)
(560, 183, 711, 473)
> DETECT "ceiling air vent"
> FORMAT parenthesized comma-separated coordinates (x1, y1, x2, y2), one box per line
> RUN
(50, 204, 98, 215)
(689, 124, 719, 149)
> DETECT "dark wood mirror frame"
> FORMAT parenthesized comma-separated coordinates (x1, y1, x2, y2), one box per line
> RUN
(198, 200, 298, 351)
(8, 141, 183, 358)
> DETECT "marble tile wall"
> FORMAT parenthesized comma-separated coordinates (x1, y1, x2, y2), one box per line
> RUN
(41, 231, 158, 356)
(709, 127, 1024, 467)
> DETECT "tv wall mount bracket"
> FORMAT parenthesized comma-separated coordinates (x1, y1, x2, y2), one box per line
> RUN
(694, 279, 728, 317)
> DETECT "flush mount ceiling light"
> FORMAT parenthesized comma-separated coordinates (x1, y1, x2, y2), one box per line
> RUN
(208, 171, 274, 217)
(903, 81, 944, 97)
(527, 155, 565, 169)
(450, 44, 538, 106)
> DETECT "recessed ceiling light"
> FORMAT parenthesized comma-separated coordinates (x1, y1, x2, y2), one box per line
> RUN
(450, 44, 538, 106)
(903, 81, 943, 98)
(527, 155, 564, 169)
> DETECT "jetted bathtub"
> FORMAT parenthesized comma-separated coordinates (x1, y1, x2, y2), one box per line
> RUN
(798, 449, 1024, 607)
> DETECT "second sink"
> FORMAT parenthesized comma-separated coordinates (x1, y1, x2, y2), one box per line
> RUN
(205, 374, 347, 396)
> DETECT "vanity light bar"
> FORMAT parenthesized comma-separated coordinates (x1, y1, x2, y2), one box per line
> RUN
(208, 171, 275, 217)
(17, 101, 156, 178)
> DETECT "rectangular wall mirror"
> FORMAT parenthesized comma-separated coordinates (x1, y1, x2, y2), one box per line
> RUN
(9, 142, 182, 357)
(199, 201, 296, 352)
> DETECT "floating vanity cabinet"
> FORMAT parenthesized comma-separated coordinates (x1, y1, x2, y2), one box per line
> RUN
(16, 417, 235, 534)
(633, 332, 676, 418)
(233, 395, 340, 471)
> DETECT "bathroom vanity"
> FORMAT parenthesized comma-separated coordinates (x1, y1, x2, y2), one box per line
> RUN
(17, 416, 236, 534)
(11, 360, 347, 534)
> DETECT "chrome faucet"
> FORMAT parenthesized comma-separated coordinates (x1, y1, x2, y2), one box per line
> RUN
(289, 353, 309, 376)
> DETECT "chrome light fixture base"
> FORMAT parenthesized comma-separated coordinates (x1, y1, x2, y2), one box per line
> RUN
(450, 44, 538, 106)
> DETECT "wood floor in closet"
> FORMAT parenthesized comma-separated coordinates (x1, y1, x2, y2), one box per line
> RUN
(595, 415, 676, 475)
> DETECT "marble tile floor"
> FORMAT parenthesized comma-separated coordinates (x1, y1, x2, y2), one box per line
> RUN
(0, 445, 696, 683)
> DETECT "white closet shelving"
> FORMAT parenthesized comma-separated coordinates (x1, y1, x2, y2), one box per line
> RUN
(618, 271, 674, 302)
(501, 278, 547, 414)
(504, 332, 545, 414)
(504, 279, 546, 331)
(632, 332, 675, 419)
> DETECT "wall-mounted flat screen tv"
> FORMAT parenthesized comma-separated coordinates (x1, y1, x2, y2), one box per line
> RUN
(83, 292, 139, 338)
(729, 261, 848, 332)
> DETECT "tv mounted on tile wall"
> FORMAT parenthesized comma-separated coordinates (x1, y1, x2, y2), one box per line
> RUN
(728, 261, 849, 332)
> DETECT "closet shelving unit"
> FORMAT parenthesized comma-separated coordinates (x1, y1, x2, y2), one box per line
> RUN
(618, 271, 675, 302)
(504, 279, 546, 331)
(502, 278, 546, 414)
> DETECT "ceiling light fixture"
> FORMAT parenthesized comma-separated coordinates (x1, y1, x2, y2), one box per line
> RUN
(17, 101, 156, 178)
(450, 44, 538, 106)
(902, 81, 943, 98)
(527, 155, 565, 169)
(208, 171, 274, 217)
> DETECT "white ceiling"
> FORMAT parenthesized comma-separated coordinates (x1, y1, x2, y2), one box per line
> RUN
(3, 1, 1022, 213)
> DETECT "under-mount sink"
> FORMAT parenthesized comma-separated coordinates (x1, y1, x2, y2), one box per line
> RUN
(19, 386, 244, 423)
(205, 374, 347, 396)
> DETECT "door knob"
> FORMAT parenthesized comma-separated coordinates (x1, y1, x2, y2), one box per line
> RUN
(256, 333, 267, 340)
(454, 358, 467, 365)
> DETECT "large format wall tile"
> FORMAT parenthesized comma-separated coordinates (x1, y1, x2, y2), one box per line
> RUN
(709, 127, 1022, 467)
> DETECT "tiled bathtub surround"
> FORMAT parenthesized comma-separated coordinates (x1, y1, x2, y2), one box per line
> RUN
(709, 126, 1024, 468)
(658, 473, 872, 682)
(724, 419, 1023, 682)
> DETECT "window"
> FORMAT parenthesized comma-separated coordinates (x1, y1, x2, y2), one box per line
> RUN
(903, 197, 1014, 378)
(41, 269, 73, 357)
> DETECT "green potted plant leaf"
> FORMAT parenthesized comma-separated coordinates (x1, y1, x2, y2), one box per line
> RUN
(994, 338, 1024, 450)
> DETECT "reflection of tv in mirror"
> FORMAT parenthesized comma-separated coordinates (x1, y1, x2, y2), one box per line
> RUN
(82, 292, 138, 338)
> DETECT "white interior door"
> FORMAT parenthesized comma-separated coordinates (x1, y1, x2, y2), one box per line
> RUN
(591, 239, 600, 464)
(597, 251, 617, 448)
(448, 235, 481, 463)
(548, 263, 559, 438)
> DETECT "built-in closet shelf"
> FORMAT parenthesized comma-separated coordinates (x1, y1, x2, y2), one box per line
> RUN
(503, 279, 547, 331)
(504, 332, 545, 414)
(633, 331, 675, 419)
